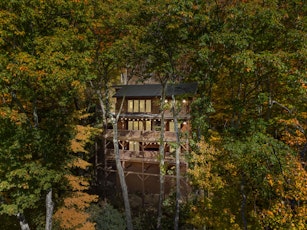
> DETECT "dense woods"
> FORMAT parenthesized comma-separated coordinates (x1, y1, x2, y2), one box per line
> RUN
(0, 0, 306, 229)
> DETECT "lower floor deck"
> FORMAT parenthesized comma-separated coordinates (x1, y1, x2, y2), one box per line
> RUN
(102, 149, 191, 204)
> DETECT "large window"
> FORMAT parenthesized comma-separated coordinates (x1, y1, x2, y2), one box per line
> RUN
(128, 100, 151, 113)
(129, 141, 140, 151)
(168, 120, 181, 132)
(128, 121, 144, 130)
(128, 120, 151, 131)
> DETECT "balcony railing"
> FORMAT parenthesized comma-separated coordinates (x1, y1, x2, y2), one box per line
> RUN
(105, 129, 189, 142)
(105, 149, 186, 163)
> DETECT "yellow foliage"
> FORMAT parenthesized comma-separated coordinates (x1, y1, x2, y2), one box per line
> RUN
(70, 124, 99, 154)
(0, 108, 27, 124)
(54, 174, 98, 229)
(65, 174, 90, 191)
(279, 118, 306, 148)
(188, 140, 225, 190)
(54, 207, 95, 230)
(68, 158, 91, 169)
(260, 155, 307, 229)
(55, 123, 99, 229)
(187, 140, 241, 229)
(64, 192, 98, 209)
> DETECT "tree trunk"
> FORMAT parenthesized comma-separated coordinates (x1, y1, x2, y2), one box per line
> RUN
(172, 95, 181, 230)
(157, 83, 167, 230)
(112, 117, 133, 230)
(17, 213, 30, 230)
(241, 176, 247, 230)
(91, 81, 109, 188)
(45, 189, 54, 230)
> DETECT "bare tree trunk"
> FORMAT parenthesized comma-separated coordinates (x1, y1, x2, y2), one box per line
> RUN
(157, 83, 167, 230)
(110, 97, 133, 230)
(92, 77, 133, 229)
(172, 95, 181, 230)
(90, 81, 109, 187)
(17, 213, 30, 230)
(112, 117, 133, 230)
(241, 176, 247, 230)
(45, 189, 54, 230)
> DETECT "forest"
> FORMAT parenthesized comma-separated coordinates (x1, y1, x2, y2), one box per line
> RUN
(0, 0, 306, 229)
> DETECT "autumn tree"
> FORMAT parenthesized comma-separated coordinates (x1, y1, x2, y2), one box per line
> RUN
(187, 0, 307, 228)
(0, 0, 95, 228)
(54, 124, 99, 230)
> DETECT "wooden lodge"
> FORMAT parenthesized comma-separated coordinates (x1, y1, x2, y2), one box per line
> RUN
(103, 83, 197, 203)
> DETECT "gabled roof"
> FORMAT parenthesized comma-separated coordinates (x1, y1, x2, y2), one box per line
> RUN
(113, 82, 197, 98)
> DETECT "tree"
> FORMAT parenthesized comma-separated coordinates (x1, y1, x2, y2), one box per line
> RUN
(129, 1, 197, 228)
(0, 0, 95, 228)
(187, 0, 307, 228)
(190, 0, 307, 135)
(53, 124, 99, 230)
(110, 104, 134, 230)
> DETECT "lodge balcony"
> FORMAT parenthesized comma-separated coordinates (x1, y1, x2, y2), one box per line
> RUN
(105, 149, 187, 165)
(104, 129, 189, 142)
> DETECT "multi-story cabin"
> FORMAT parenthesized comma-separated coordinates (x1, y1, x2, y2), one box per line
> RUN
(104, 82, 197, 203)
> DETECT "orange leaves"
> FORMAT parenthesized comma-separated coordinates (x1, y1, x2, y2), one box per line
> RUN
(0, 108, 27, 125)
(70, 124, 99, 154)
(279, 118, 306, 148)
(68, 158, 91, 170)
(260, 155, 307, 229)
(65, 175, 91, 191)
(54, 175, 98, 229)
(54, 123, 99, 229)
(54, 208, 95, 230)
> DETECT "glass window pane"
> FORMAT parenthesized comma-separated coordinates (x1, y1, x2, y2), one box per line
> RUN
(139, 121, 144, 130)
(135, 142, 139, 152)
(128, 100, 133, 112)
(128, 121, 133, 130)
(129, 141, 134, 151)
(133, 100, 139, 112)
(139, 100, 145, 112)
(145, 120, 151, 131)
(133, 121, 138, 130)
(169, 121, 174, 132)
(146, 100, 151, 112)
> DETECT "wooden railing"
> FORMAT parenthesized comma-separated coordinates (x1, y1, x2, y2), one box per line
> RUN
(105, 149, 186, 163)
(105, 129, 187, 142)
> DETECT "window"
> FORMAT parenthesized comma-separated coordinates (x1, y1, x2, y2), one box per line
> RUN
(128, 121, 133, 130)
(128, 121, 144, 131)
(145, 120, 151, 131)
(133, 100, 139, 112)
(146, 100, 151, 112)
(129, 141, 139, 151)
(169, 121, 175, 132)
(128, 100, 133, 112)
(169, 120, 180, 132)
(139, 100, 145, 112)
(128, 100, 151, 113)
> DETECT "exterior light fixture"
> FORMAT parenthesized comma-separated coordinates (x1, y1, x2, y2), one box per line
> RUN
(182, 99, 187, 103)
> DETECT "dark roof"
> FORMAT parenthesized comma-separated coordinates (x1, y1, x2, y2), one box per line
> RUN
(113, 82, 197, 98)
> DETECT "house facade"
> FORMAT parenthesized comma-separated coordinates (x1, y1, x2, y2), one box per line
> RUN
(104, 83, 197, 204)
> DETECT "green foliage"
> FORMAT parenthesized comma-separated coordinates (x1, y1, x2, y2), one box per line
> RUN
(0, 0, 95, 227)
(89, 202, 126, 230)
(0, 0, 306, 228)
